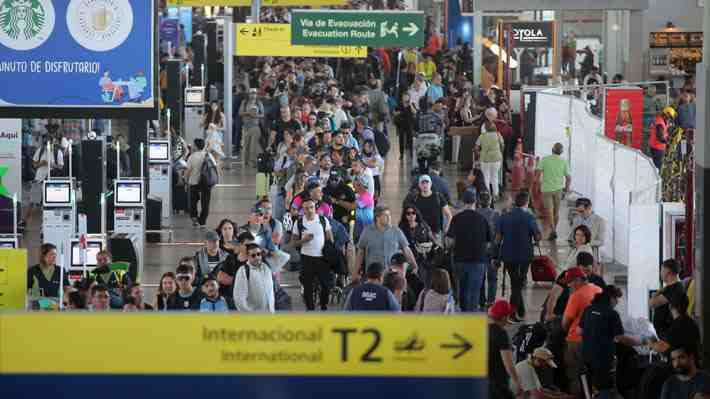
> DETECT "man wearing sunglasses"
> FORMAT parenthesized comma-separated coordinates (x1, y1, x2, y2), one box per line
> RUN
(167, 263, 202, 311)
(234, 244, 275, 313)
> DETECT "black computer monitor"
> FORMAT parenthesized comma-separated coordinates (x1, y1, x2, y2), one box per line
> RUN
(114, 181, 143, 207)
(149, 141, 170, 162)
(43, 181, 72, 207)
(70, 240, 103, 266)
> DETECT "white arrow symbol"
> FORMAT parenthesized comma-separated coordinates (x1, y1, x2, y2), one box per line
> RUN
(402, 23, 419, 36)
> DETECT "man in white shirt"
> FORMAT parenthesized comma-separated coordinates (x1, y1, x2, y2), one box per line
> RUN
(32, 138, 64, 205)
(234, 243, 275, 313)
(515, 347, 572, 399)
(408, 74, 428, 108)
(291, 196, 334, 311)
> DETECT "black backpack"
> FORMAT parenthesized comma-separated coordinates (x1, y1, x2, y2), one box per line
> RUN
(512, 323, 548, 363)
(373, 128, 390, 157)
(257, 152, 274, 174)
(296, 215, 346, 275)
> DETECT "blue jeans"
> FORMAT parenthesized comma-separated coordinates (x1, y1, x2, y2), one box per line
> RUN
(455, 262, 486, 312)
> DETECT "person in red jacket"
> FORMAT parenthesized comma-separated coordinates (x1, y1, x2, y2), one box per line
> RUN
(649, 107, 676, 170)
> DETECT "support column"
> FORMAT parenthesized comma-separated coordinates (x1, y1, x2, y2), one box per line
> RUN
(695, 0, 710, 365)
(223, 8, 234, 159)
(625, 10, 644, 82)
(472, 9, 483, 87)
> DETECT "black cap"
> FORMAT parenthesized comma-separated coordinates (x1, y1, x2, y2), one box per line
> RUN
(390, 253, 407, 266)
(340, 121, 352, 130)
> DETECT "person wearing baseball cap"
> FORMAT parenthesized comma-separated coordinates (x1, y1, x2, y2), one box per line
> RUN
(561, 266, 602, 396)
(406, 173, 452, 241)
(193, 229, 228, 287)
(514, 347, 570, 399)
(488, 299, 523, 398)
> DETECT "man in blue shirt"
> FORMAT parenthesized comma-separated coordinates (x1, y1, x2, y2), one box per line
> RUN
(344, 262, 401, 312)
(426, 73, 444, 105)
(496, 191, 541, 322)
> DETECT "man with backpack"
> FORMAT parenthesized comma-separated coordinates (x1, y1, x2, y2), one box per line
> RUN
(233, 243, 275, 313)
(404, 174, 452, 243)
(291, 196, 334, 311)
(185, 138, 220, 228)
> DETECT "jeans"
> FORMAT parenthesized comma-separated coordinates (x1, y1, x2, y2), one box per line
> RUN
(505, 261, 530, 317)
(189, 183, 212, 226)
(300, 255, 333, 311)
(455, 262, 486, 312)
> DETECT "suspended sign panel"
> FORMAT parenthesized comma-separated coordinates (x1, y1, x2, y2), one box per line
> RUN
(0, 313, 488, 398)
(236, 23, 366, 58)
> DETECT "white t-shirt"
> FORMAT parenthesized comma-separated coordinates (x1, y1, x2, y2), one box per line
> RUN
(292, 215, 331, 257)
(32, 146, 64, 182)
(514, 359, 542, 398)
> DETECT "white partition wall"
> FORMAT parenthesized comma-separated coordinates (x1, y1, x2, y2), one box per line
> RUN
(533, 92, 661, 268)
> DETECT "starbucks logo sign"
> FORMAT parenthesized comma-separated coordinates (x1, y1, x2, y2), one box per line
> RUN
(0, 0, 55, 50)
(67, 0, 133, 52)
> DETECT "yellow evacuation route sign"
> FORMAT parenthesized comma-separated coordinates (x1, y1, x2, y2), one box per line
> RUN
(0, 313, 487, 378)
(167, 0, 347, 7)
(235, 23, 366, 58)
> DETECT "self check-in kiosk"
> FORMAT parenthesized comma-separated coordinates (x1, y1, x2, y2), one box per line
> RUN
(113, 180, 145, 280)
(184, 86, 206, 147)
(42, 179, 75, 268)
(66, 237, 105, 282)
(148, 140, 172, 227)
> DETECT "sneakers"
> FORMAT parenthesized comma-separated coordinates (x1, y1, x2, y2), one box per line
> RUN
(191, 218, 199, 227)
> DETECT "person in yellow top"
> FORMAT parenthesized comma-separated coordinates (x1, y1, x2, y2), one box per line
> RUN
(417, 54, 437, 81)
(403, 48, 419, 67)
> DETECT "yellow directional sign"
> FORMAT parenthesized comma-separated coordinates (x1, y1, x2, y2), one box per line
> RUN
(167, 0, 347, 6)
(0, 313, 487, 378)
(235, 23, 366, 58)
(0, 249, 27, 310)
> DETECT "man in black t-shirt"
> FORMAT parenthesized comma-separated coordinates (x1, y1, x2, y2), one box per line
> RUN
(324, 172, 355, 226)
(488, 300, 522, 399)
(577, 252, 606, 289)
(650, 259, 685, 340)
(213, 232, 254, 310)
(404, 174, 451, 239)
(650, 293, 701, 360)
(269, 106, 302, 150)
(446, 189, 491, 312)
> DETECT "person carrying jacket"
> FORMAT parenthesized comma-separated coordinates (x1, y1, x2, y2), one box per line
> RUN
(649, 106, 676, 170)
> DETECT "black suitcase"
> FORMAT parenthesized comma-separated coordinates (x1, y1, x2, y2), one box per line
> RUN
(172, 170, 188, 213)
(443, 134, 452, 162)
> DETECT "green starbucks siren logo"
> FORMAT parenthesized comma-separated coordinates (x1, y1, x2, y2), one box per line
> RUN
(0, 0, 54, 50)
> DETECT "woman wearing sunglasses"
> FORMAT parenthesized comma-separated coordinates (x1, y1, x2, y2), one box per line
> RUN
(399, 206, 437, 287)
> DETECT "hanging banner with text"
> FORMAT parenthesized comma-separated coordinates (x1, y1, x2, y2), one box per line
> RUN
(604, 87, 644, 149)
(236, 23, 365, 58)
(291, 10, 425, 48)
(0, 0, 157, 117)
(0, 313, 487, 398)
(0, 119, 22, 200)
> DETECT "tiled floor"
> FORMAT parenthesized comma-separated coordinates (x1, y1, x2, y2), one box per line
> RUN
(22, 135, 627, 319)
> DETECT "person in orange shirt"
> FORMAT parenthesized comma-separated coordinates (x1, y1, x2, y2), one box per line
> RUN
(561, 266, 602, 396)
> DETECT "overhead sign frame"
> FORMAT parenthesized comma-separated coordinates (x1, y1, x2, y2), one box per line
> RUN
(290, 9, 426, 48)
(236, 23, 366, 58)
(0, 0, 159, 119)
(167, 0, 348, 6)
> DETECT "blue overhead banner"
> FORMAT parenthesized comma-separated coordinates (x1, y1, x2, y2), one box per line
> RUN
(0, 0, 157, 118)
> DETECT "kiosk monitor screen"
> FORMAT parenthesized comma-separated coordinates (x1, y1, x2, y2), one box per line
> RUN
(185, 88, 204, 105)
(149, 142, 169, 162)
(71, 241, 102, 266)
(115, 182, 142, 205)
(44, 181, 71, 206)
(0, 240, 15, 248)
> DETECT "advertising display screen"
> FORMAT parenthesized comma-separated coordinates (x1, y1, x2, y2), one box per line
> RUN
(71, 240, 102, 266)
(0, 0, 157, 118)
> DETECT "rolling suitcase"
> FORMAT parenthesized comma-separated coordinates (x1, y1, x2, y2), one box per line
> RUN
(531, 246, 557, 283)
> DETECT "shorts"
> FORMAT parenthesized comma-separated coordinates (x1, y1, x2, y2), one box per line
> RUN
(30, 181, 43, 205)
(542, 190, 562, 215)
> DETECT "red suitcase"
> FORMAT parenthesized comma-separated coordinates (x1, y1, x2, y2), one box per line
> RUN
(531, 246, 557, 283)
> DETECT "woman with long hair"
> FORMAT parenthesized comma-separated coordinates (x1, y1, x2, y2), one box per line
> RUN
(216, 218, 239, 254)
(564, 225, 595, 272)
(399, 205, 437, 286)
(153, 272, 177, 311)
(203, 101, 224, 130)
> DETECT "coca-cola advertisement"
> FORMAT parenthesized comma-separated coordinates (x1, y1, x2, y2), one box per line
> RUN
(604, 87, 644, 149)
